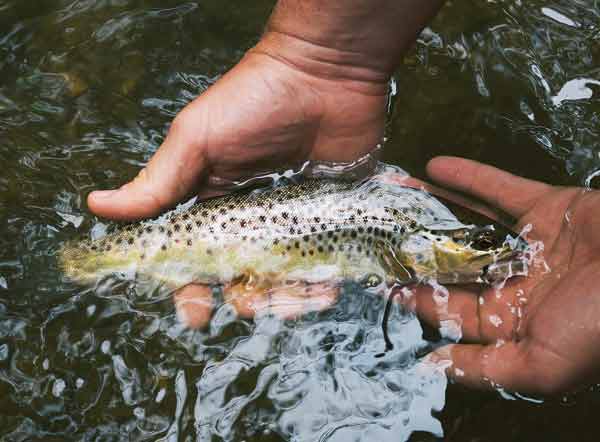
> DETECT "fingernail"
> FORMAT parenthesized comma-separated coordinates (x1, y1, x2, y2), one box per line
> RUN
(92, 190, 117, 199)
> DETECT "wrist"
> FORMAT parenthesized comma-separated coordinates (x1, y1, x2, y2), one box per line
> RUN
(251, 31, 391, 88)
(256, 0, 445, 87)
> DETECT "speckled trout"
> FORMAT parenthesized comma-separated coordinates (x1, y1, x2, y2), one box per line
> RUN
(59, 169, 525, 292)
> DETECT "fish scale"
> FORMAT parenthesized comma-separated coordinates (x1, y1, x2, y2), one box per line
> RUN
(59, 169, 523, 291)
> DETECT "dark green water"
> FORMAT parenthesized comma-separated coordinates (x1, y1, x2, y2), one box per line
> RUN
(1, 0, 600, 441)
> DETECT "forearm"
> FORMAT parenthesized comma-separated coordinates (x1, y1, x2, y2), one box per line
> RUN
(254, 0, 445, 84)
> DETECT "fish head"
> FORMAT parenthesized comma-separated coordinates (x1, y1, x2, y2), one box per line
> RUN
(400, 224, 528, 284)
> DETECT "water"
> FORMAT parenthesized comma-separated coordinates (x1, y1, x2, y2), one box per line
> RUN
(2, 0, 600, 441)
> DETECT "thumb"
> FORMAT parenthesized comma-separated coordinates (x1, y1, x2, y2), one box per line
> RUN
(87, 118, 208, 220)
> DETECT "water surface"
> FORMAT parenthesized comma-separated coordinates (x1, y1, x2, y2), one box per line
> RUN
(1, 0, 600, 441)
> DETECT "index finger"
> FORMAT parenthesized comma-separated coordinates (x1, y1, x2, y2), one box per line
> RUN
(426, 156, 553, 218)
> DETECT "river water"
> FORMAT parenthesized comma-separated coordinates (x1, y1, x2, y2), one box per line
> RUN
(1, 0, 600, 441)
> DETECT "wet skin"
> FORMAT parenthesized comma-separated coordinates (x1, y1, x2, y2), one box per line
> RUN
(410, 157, 600, 395)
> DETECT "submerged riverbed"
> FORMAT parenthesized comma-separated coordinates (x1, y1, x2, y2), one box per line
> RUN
(1, 0, 600, 441)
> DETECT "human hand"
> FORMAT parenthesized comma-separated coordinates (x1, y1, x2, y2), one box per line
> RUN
(87, 0, 446, 221)
(87, 38, 388, 220)
(409, 156, 600, 395)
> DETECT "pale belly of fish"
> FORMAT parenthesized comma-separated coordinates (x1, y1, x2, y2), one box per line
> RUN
(60, 168, 525, 292)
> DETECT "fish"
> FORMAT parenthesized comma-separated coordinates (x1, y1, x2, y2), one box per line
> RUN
(59, 168, 527, 295)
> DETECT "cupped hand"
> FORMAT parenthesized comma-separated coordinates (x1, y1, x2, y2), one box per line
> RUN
(87, 39, 387, 220)
(410, 156, 600, 395)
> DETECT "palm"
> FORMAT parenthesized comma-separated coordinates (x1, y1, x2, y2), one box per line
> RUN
(416, 158, 600, 394)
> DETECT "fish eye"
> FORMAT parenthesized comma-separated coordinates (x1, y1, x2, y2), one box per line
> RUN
(470, 229, 498, 251)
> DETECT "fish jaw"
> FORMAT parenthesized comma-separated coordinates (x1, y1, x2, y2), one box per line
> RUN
(398, 229, 525, 284)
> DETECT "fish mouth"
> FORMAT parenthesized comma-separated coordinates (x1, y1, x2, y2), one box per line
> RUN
(434, 245, 528, 285)
(481, 254, 529, 284)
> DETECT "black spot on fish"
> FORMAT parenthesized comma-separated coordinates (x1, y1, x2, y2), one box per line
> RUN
(182, 214, 189, 220)
(145, 226, 153, 233)
(328, 245, 335, 252)
(358, 227, 364, 233)
(303, 235, 309, 242)
(115, 239, 122, 245)
(317, 246, 324, 253)
(159, 226, 165, 233)
(282, 212, 289, 219)
(206, 249, 213, 255)
(273, 238, 280, 245)
(240, 220, 247, 228)
(314, 217, 320, 223)
(211, 215, 217, 222)
(287, 245, 292, 251)
(332, 236, 338, 243)
(311, 227, 317, 233)
(174, 224, 181, 232)
(272, 216, 278, 223)
(167, 230, 172, 238)
(321, 224, 327, 231)
(91, 245, 97, 251)
(292, 216, 298, 224)
(186, 224, 192, 232)
(128, 238, 134, 245)
(317, 234, 323, 240)
(221, 222, 227, 229)
(301, 251, 306, 257)
(351, 231, 358, 239)
(289, 228, 295, 235)
(259, 215, 266, 222)
(202, 210, 209, 217)
(161, 244, 167, 251)
(294, 241, 300, 249)
(309, 250, 314, 256)
(187, 240, 192, 246)
(219, 208, 227, 215)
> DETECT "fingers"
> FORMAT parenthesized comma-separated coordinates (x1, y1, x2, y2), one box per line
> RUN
(426, 341, 572, 394)
(174, 284, 214, 329)
(224, 281, 339, 320)
(426, 156, 552, 218)
(399, 283, 521, 343)
(88, 113, 208, 220)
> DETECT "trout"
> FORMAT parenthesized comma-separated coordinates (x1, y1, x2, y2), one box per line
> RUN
(59, 168, 526, 293)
